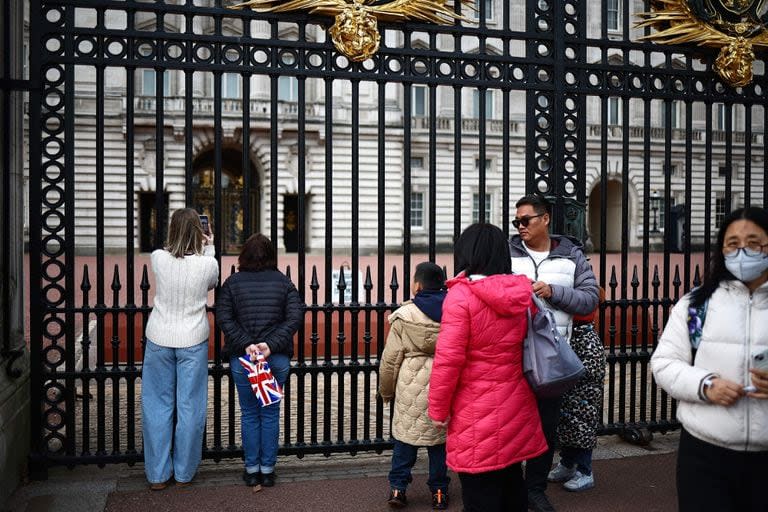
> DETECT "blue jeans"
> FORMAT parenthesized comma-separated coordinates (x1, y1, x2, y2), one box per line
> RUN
(560, 446, 593, 475)
(230, 353, 290, 474)
(389, 439, 450, 493)
(141, 339, 209, 484)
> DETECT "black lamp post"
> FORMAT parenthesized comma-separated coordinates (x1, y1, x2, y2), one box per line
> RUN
(650, 190, 661, 233)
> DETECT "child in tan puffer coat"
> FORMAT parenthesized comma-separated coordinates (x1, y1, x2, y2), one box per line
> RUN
(379, 262, 449, 510)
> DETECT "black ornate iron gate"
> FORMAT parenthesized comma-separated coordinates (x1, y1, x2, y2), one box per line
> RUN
(27, 0, 767, 475)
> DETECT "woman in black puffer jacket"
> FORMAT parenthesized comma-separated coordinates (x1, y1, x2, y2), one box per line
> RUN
(217, 233, 304, 488)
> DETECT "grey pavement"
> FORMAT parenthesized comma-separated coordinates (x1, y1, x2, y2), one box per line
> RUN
(4, 431, 680, 512)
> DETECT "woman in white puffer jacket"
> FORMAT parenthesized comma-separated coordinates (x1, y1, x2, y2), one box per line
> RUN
(651, 206, 768, 512)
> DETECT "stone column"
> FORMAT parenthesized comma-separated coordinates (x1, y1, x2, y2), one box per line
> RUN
(0, 0, 31, 504)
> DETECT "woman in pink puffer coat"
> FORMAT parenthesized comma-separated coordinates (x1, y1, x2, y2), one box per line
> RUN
(429, 223, 547, 512)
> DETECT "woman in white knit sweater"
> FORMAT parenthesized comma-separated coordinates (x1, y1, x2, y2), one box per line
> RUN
(142, 208, 219, 490)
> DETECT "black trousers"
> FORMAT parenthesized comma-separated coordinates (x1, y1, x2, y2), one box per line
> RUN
(677, 428, 768, 512)
(525, 395, 562, 494)
(458, 463, 526, 512)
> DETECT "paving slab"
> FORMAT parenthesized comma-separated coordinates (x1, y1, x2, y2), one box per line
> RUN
(4, 432, 680, 512)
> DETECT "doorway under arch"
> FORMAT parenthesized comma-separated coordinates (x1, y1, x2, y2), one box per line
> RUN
(588, 179, 623, 252)
(192, 148, 260, 254)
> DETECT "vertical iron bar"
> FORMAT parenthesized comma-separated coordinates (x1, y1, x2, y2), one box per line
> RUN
(640, 97, 651, 425)
(744, 106, 752, 207)
(212, 67, 223, 456)
(478, 86, 486, 225)
(683, 100, 693, 288)
(27, 0, 46, 475)
(403, 83, 412, 295)
(350, 78, 360, 444)
(428, 81, 437, 262)
(295, 72, 307, 447)
(323, 77, 333, 447)
(63, 4, 77, 458)
(125, 59, 137, 457)
(375, 80, 386, 443)
(452, 85, 462, 273)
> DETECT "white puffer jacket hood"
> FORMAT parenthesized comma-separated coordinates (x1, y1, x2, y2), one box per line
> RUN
(651, 280, 768, 451)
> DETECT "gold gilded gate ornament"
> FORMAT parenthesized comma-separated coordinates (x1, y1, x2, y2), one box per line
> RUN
(230, 0, 473, 62)
(636, 0, 768, 87)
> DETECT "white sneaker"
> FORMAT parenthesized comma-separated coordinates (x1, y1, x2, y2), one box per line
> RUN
(547, 462, 577, 483)
(563, 471, 595, 492)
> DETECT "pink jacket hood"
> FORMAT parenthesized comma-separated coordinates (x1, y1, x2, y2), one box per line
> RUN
(447, 273, 533, 317)
(429, 273, 547, 473)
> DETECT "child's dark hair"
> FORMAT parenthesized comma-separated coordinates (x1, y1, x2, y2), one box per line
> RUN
(413, 262, 445, 291)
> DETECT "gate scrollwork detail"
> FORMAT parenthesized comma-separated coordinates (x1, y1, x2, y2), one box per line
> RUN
(230, 0, 474, 62)
(636, 0, 768, 87)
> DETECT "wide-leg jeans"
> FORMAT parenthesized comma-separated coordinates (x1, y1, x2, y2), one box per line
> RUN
(141, 339, 209, 484)
(230, 353, 290, 474)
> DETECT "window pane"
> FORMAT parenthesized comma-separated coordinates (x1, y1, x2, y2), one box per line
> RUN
(164, 71, 171, 96)
(607, 0, 619, 30)
(716, 103, 727, 131)
(410, 192, 424, 228)
(608, 97, 620, 125)
(413, 86, 426, 116)
(223, 73, 239, 99)
(143, 70, 155, 96)
(715, 197, 726, 228)
(278, 76, 297, 101)
(473, 90, 495, 118)
(472, 194, 492, 223)
(473, 0, 493, 19)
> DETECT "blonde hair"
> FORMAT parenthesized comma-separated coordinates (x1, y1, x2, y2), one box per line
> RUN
(165, 208, 205, 258)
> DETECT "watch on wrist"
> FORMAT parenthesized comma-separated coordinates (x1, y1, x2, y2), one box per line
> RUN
(702, 376, 715, 400)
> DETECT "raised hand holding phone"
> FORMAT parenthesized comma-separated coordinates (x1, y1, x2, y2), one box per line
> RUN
(199, 215, 210, 236)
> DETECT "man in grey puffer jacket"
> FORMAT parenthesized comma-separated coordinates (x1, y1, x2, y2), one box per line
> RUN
(509, 195, 599, 512)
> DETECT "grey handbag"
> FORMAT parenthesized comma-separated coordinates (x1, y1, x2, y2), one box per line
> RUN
(523, 294, 585, 398)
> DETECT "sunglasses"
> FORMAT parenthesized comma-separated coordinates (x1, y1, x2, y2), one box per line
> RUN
(512, 214, 544, 229)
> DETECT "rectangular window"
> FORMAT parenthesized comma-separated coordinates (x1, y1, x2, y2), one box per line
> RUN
(278, 76, 298, 101)
(23, 43, 29, 80)
(659, 196, 675, 230)
(410, 191, 424, 228)
(607, 97, 620, 125)
(411, 156, 425, 169)
(663, 163, 678, 177)
(606, 0, 620, 31)
(662, 101, 681, 129)
(472, 193, 492, 224)
(472, 90, 494, 118)
(715, 196, 727, 229)
(223, 73, 240, 99)
(719, 165, 729, 177)
(475, 158, 492, 172)
(142, 69, 171, 96)
(473, 0, 494, 20)
(715, 103, 728, 131)
(412, 85, 427, 117)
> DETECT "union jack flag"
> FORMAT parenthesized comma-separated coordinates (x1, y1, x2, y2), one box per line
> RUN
(238, 353, 283, 407)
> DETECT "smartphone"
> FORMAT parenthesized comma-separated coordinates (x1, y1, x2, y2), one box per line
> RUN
(753, 347, 768, 371)
(199, 215, 210, 236)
